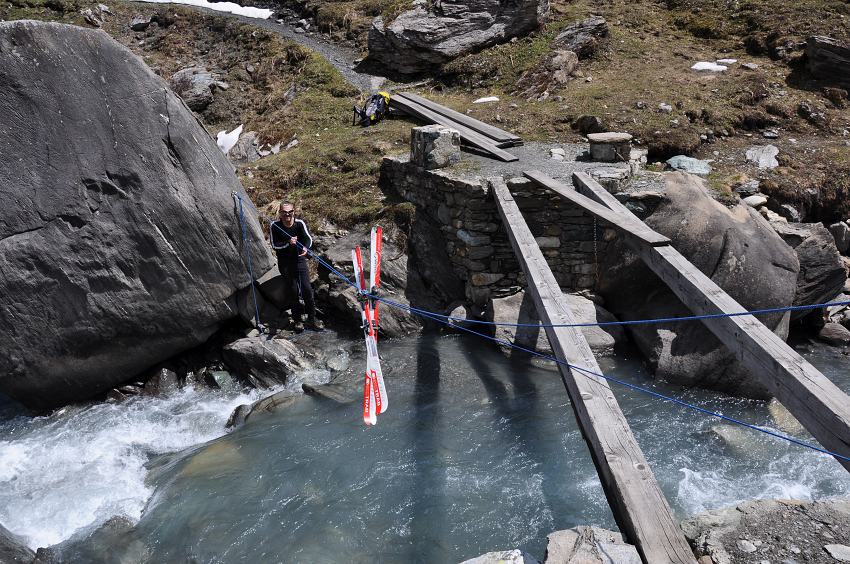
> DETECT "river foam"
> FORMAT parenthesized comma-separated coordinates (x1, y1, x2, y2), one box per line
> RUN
(0, 386, 267, 549)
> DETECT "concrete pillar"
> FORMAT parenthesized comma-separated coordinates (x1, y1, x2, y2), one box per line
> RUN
(410, 124, 461, 170)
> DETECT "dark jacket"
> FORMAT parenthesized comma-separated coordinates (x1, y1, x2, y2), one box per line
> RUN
(270, 218, 313, 264)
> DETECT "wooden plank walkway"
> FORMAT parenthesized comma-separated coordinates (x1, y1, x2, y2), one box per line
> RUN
(525, 170, 850, 473)
(389, 95, 519, 162)
(490, 177, 697, 564)
(396, 92, 523, 146)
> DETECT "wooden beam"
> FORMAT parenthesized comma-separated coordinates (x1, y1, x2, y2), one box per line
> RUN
(396, 92, 523, 146)
(522, 170, 670, 247)
(490, 177, 697, 564)
(564, 172, 850, 472)
(389, 96, 519, 162)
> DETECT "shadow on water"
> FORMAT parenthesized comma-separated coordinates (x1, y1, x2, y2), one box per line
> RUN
(458, 295, 577, 532)
(408, 331, 445, 563)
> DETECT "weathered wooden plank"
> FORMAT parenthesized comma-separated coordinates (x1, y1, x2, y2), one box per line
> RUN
(569, 173, 850, 473)
(396, 92, 523, 145)
(490, 177, 696, 564)
(522, 170, 671, 246)
(389, 96, 519, 162)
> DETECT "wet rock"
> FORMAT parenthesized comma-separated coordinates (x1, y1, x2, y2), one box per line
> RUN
(746, 144, 780, 169)
(767, 398, 805, 435)
(143, 368, 179, 396)
(573, 115, 605, 135)
(598, 173, 799, 398)
(552, 15, 609, 59)
(771, 222, 846, 318)
(32, 516, 144, 564)
(806, 36, 850, 88)
(818, 322, 850, 346)
(0, 22, 273, 410)
(0, 523, 34, 564)
(460, 549, 538, 564)
(302, 382, 352, 403)
(129, 14, 152, 31)
(222, 337, 310, 388)
(486, 289, 625, 355)
(666, 155, 711, 175)
(226, 404, 251, 428)
(545, 526, 640, 563)
(367, 0, 550, 75)
(169, 66, 227, 112)
(829, 221, 850, 254)
(240, 389, 299, 422)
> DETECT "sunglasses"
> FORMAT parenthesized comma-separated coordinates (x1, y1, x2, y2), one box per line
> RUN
(281, 211, 294, 215)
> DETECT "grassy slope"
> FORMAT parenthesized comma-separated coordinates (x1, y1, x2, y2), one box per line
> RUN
(5, 0, 850, 226)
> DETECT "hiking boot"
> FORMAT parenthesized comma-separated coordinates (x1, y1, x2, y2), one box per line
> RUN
(306, 317, 324, 331)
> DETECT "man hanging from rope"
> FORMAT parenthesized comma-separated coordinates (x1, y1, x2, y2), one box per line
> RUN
(269, 202, 323, 332)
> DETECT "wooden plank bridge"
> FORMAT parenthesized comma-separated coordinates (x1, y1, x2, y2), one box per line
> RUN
(488, 170, 850, 563)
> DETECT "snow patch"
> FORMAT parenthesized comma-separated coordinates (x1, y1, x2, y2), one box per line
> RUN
(217, 124, 243, 154)
(472, 96, 500, 104)
(691, 61, 728, 72)
(134, 0, 273, 19)
(716, 58, 738, 65)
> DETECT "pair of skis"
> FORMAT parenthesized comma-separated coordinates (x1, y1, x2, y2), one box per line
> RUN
(352, 227, 387, 426)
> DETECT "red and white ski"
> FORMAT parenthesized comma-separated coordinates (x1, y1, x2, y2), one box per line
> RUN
(369, 226, 387, 414)
(352, 231, 385, 426)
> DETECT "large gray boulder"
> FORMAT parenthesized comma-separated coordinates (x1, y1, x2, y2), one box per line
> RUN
(367, 0, 550, 75)
(222, 337, 310, 388)
(598, 172, 799, 398)
(0, 21, 273, 410)
(552, 15, 609, 59)
(771, 222, 846, 316)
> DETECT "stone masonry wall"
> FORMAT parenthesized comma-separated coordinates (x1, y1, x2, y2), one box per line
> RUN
(380, 154, 614, 307)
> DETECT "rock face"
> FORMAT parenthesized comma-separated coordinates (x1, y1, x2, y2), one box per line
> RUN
(0, 523, 34, 564)
(0, 21, 273, 409)
(682, 498, 850, 564)
(552, 15, 609, 59)
(807, 36, 850, 88)
(367, 0, 550, 75)
(598, 173, 799, 398)
(771, 222, 846, 316)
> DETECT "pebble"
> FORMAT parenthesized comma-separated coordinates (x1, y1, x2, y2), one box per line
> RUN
(737, 539, 758, 553)
(742, 62, 760, 70)
(658, 103, 673, 113)
(763, 129, 779, 139)
(743, 194, 768, 207)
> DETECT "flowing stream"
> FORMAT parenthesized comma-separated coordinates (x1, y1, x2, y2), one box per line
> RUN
(1, 334, 849, 562)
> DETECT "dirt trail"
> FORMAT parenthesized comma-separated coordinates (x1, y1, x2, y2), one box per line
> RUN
(189, 7, 382, 93)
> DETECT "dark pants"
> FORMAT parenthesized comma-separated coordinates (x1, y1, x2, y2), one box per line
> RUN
(279, 260, 316, 320)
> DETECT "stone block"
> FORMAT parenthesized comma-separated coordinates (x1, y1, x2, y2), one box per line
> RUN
(588, 132, 633, 162)
(410, 125, 461, 170)
(535, 236, 561, 249)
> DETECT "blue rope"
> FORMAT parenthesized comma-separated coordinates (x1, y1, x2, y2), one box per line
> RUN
(370, 294, 850, 464)
(232, 194, 850, 464)
(233, 193, 263, 330)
